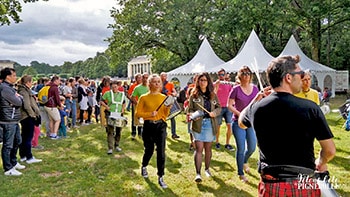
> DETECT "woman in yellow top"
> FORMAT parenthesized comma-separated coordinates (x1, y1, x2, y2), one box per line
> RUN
(294, 70, 320, 105)
(135, 74, 171, 189)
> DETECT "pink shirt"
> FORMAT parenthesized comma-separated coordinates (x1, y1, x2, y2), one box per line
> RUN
(215, 82, 233, 107)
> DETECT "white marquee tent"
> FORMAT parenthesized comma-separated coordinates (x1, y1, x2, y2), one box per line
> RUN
(167, 38, 225, 89)
(279, 35, 336, 96)
(207, 30, 275, 75)
(167, 30, 338, 94)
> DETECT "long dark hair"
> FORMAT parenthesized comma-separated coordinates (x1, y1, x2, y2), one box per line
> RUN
(192, 72, 215, 99)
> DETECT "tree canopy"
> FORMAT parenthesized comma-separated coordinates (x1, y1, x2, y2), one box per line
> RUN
(0, 0, 48, 26)
(3, 0, 350, 78)
(107, 0, 350, 74)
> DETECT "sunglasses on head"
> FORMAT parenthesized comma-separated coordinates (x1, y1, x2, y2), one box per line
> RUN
(289, 70, 305, 78)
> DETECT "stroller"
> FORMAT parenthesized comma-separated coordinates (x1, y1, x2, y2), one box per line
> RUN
(338, 99, 350, 131)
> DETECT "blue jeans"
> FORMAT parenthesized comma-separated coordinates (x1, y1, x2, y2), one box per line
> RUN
(1, 123, 21, 171)
(232, 120, 257, 175)
(216, 107, 233, 125)
(65, 99, 77, 126)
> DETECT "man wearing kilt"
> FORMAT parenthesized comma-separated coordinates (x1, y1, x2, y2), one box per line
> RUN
(239, 55, 336, 197)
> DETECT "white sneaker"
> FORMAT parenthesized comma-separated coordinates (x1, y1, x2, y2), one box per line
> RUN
(20, 157, 27, 162)
(107, 149, 113, 155)
(14, 162, 26, 170)
(115, 147, 122, 152)
(205, 169, 212, 177)
(26, 157, 42, 164)
(158, 176, 168, 189)
(4, 168, 22, 176)
(195, 174, 202, 182)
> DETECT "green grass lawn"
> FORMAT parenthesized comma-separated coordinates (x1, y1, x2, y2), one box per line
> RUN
(0, 95, 349, 197)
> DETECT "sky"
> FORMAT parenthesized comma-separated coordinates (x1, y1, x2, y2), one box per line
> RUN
(0, 0, 117, 66)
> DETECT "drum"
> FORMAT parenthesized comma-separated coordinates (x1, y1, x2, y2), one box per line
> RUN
(164, 95, 175, 106)
(138, 117, 144, 127)
(107, 116, 128, 128)
(166, 100, 182, 120)
(189, 110, 204, 121)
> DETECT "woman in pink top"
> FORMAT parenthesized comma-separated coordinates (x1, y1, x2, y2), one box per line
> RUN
(228, 66, 259, 182)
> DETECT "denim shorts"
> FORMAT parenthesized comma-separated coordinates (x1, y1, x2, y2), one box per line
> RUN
(216, 107, 233, 125)
(192, 118, 215, 142)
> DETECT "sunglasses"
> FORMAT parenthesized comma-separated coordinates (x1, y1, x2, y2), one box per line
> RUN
(218, 73, 225, 76)
(241, 72, 251, 76)
(289, 70, 305, 78)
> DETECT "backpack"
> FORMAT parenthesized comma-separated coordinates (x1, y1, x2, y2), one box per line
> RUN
(177, 89, 186, 104)
(38, 86, 51, 104)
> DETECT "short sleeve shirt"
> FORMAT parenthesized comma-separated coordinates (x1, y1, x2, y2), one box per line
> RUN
(132, 84, 149, 102)
(229, 84, 259, 120)
(241, 92, 334, 170)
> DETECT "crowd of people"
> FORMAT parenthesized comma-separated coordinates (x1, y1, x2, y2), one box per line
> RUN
(0, 54, 337, 196)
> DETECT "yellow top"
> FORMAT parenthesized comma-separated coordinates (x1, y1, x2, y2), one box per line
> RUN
(294, 88, 320, 105)
(135, 92, 170, 121)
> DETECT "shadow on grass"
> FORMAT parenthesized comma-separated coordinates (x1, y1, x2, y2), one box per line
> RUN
(196, 175, 252, 197)
(331, 154, 350, 172)
(335, 189, 350, 197)
(211, 158, 235, 173)
(144, 178, 178, 196)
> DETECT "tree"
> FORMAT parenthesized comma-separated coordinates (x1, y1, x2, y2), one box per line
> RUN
(22, 66, 38, 76)
(108, 0, 350, 73)
(108, 0, 220, 72)
(284, 0, 350, 62)
(0, 0, 48, 26)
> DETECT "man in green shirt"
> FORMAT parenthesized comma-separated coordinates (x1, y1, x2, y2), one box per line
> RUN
(131, 72, 149, 138)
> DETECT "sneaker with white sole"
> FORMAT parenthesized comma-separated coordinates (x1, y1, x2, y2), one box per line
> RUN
(205, 169, 212, 177)
(50, 135, 60, 140)
(14, 163, 26, 170)
(115, 147, 122, 152)
(195, 174, 202, 182)
(20, 157, 27, 162)
(4, 168, 22, 176)
(158, 176, 168, 188)
(141, 167, 148, 178)
(26, 157, 42, 164)
(224, 144, 235, 151)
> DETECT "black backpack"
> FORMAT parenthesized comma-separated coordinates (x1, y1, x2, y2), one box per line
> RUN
(177, 89, 186, 104)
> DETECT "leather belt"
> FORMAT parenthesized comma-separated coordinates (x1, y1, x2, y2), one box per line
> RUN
(145, 120, 164, 124)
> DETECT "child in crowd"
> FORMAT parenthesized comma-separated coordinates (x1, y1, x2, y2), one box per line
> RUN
(32, 124, 44, 150)
(32, 91, 44, 149)
(58, 96, 69, 138)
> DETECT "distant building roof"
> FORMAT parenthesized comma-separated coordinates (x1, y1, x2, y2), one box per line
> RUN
(0, 60, 16, 63)
(0, 60, 16, 69)
(128, 55, 151, 64)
